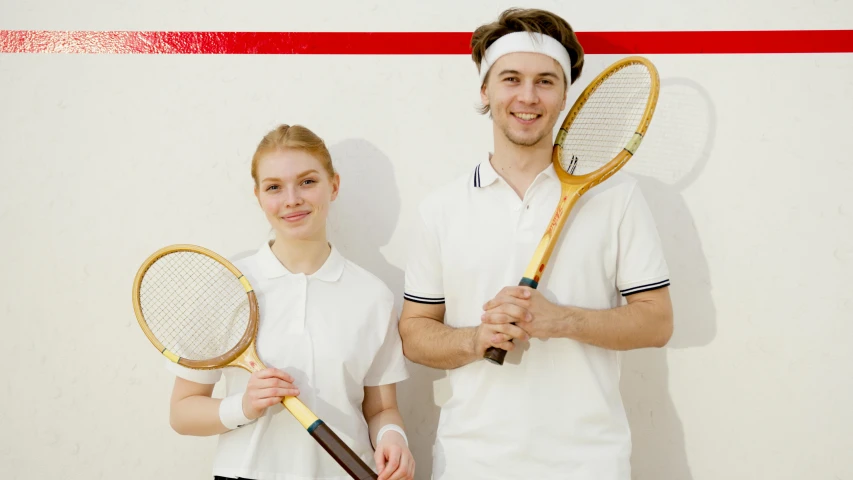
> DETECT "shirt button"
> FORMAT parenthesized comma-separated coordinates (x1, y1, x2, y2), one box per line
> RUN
(526, 205, 530, 209)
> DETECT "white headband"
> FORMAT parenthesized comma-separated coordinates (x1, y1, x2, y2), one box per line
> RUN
(478, 31, 572, 85)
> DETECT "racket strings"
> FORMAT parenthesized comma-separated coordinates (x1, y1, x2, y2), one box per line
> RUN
(561, 63, 652, 176)
(138, 252, 250, 361)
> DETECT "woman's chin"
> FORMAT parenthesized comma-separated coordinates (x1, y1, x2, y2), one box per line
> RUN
(274, 225, 325, 243)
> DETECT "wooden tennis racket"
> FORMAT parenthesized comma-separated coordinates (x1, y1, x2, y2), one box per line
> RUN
(132, 244, 377, 479)
(484, 55, 661, 365)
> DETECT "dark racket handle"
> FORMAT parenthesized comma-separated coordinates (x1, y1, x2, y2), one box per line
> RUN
(483, 277, 539, 365)
(309, 420, 378, 479)
(483, 345, 509, 365)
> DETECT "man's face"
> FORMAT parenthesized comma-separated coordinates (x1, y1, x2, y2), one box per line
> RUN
(481, 52, 568, 148)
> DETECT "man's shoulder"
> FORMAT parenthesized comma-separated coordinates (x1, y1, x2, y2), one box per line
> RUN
(583, 171, 643, 208)
(417, 165, 478, 217)
(592, 170, 639, 194)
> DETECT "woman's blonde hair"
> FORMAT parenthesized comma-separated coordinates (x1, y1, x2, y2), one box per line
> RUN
(251, 124, 335, 186)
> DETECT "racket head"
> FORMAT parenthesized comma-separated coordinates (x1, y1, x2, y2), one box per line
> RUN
(131, 244, 258, 370)
(553, 56, 660, 187)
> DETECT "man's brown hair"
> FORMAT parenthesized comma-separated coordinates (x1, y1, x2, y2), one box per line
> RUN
(471, 8, 585, 87)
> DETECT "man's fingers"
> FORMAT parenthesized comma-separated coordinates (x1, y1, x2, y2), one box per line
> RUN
(483, 287, 532, 309)
(481, 312, 518, 325)
(491, 339, 515, 351)
(493, 322, 530, 341)
(484, 297, 533, 322)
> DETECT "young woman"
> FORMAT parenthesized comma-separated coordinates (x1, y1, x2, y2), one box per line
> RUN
(166, 124, 415, 480)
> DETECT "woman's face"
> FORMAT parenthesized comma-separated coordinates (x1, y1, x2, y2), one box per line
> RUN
(254, 149, 339, 242)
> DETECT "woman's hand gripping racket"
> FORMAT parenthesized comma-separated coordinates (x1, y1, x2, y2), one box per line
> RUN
(132, 245, 378, 479)
(484, 56, 661, 365)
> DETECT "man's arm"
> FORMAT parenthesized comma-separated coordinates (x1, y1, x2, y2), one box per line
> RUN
(559, 287, 673, 349)
(399, 300, 530, 369)
(482, 286, 673, 350)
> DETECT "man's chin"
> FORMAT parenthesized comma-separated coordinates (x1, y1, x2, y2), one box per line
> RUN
(506, 132, 548, 147)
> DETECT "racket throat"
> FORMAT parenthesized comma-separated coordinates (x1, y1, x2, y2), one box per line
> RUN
(520, 188, 582, 286)
(231, 344, 264, 372)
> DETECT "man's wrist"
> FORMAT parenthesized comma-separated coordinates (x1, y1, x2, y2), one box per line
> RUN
(558, 305, 582, 339)
(465, 326, 481, 362)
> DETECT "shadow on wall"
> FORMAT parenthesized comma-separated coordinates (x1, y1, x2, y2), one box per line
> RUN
(327, 139, 443, 480)
(620, 77, 718, 480)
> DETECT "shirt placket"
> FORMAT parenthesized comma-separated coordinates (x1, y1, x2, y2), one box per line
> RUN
(516, 176, 546, 241)
(295, 274, 307, 332)
(511, 176, 553, 281)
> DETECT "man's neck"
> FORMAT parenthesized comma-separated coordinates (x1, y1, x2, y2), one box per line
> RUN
(490, 134, 553, 199)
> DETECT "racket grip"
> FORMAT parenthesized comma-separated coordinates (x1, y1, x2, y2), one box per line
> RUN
(309, 420, 378, 479)
(483, 277, 538, 366)
(484, 346, 508, 365)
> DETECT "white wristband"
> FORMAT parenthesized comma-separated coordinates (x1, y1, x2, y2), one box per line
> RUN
(376, 424, 408, 447)
(219, 394, 252, 430)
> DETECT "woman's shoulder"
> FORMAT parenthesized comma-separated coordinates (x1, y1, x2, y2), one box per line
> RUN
(229, 247, 263, 276)
(338, 256, 395, 305)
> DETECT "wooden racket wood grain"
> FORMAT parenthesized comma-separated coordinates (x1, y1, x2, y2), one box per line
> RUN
(132, 244, 377, 480)
(484, 56, 661, 365)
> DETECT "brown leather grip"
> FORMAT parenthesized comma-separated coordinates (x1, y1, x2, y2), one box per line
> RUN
(309, 421, 377, 479)
(484, 345, 508, 365)
(482, 277, 536, 365)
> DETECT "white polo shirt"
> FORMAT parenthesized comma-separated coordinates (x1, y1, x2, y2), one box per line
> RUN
(166, 241, 409, 480)
(404, 158, 669, 480)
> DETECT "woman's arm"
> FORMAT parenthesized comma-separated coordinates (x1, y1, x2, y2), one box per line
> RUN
(363, 384, 415, 480)
(169, 368, 300, 436)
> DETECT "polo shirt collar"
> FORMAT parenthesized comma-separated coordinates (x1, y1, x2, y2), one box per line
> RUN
(474, 154, 559, 189)
(473, 155, 500, 188)
(256, 240, 345, 282)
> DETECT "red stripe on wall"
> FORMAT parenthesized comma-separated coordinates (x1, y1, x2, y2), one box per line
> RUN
(1, 30, 851, 54)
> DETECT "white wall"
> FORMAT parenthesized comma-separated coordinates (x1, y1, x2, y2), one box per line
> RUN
(1, 1, 852, 479)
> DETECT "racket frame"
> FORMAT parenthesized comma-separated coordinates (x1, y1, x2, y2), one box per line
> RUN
(132, 244, 378, 479)
(484, 56, 660, 365)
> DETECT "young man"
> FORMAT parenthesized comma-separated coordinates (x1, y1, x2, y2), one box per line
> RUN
(399, 8, 673, 480)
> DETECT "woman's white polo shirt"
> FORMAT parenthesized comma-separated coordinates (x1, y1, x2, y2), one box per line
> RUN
(166, 241, 409, 480)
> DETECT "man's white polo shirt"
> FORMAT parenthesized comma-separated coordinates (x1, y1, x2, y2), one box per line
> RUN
(166, 241, 409, 480)
(404, 158, 669, 480)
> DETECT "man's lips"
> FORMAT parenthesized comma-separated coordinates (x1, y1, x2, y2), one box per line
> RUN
(512, 112, 541, 124)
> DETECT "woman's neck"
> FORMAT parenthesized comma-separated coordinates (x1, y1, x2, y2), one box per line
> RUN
(269, 235, 331, 275)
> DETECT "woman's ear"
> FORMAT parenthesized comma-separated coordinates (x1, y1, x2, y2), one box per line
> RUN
(330, 173, 341, 201)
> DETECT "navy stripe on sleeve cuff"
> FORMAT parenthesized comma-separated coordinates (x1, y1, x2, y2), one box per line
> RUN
(620, 279, 670, 296)
(404, 293, 445, 305)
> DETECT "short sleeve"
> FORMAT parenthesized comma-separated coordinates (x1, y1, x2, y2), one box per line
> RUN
(403, 203, 445, 305)
(616, 183, 671, 296)
(164, 358, 223, 384)
(363, 307, 410, 387)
